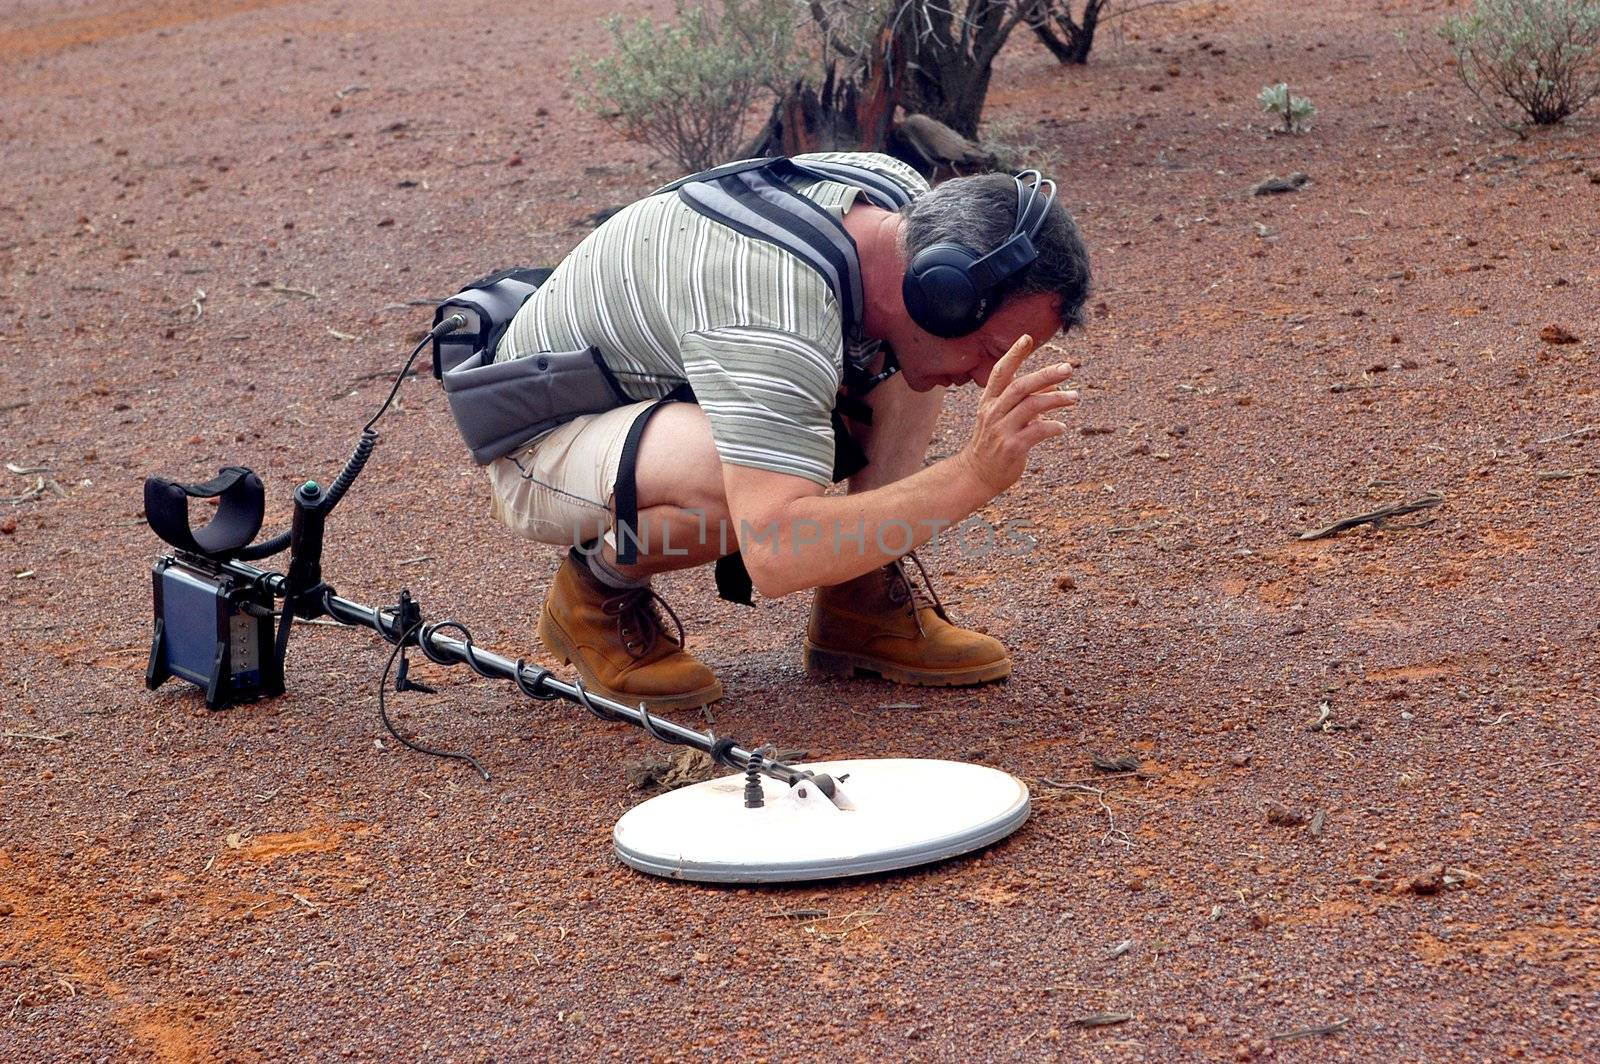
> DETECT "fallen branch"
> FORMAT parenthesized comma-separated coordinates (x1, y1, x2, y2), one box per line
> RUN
(2, 730, 73, 743)
(1536, 468, 1599, 481)
(1299, 493, 1444, 541)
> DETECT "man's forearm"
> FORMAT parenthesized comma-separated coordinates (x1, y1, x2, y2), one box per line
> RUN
(739, 455, 992, 596)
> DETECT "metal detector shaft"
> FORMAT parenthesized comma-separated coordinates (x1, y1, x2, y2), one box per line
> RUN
(211, 555, 812, 790)
(323, 595, 809, 787)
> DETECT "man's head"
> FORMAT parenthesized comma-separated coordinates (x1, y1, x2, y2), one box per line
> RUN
(872, 171, 1091, 391)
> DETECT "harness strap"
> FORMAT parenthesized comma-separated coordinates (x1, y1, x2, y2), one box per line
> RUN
(665, 156, 916, 336)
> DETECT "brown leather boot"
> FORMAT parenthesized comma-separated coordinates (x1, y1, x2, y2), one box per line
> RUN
(537, 550, 723, 711)
(804, 554, 1011, 686)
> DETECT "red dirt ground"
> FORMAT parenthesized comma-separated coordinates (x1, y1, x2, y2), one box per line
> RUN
(2, 0, 1597, 1060)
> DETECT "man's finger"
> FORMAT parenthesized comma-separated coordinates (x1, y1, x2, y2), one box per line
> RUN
(983, 333, 1036, 400)
(1018, 418, 1071, 449)
(999, 389, 1079, 431)
(1007, 363, 1075, 401)
(993, 362, 1074, 418)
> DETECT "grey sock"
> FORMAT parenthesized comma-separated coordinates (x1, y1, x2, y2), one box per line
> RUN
(585, 545, 651, 590)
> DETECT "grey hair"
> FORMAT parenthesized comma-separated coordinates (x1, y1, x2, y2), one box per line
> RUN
(901, 173, 1092, 331)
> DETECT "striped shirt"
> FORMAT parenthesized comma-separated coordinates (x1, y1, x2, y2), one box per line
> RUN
(494, 152, 929, 485)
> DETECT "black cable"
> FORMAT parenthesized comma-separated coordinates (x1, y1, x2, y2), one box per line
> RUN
(234, 317, 459, 561)
(570, 677, 623, 723)
(636, 700, 694, 747)
(364, 322, 455, 436)
(377, 621, 490, 782)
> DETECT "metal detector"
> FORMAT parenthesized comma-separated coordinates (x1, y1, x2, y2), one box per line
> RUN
(139, 317, 1031, 883)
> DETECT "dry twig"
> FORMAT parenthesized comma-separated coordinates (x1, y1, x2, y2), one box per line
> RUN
(266, 281, 319, 299)
(1271, 1017, 1350, 1041)
(2, 730, 73, 743)
(1036, 778, 1132, 847)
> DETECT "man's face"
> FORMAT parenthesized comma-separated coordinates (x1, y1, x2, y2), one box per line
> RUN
(897, 291, 1064, 392)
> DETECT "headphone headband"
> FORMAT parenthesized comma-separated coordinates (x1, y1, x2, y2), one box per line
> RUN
(968, 171, 1056, 291)
(902, 170, 1060, 339)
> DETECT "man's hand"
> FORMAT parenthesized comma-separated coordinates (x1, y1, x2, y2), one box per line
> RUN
(955, 334, 1078, 496)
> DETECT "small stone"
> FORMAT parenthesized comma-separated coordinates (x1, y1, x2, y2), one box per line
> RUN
(0, 518, 15, 534)
(0, 902, 14, 916)
(1054, 573, 1076, 592)
(1228, 751, 1251, 767)
(1540, 324, 1579, 345)
(1408, 867, 1445, 895)
(1265, 801, 1308, 826)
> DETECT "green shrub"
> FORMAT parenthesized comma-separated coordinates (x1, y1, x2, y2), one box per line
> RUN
(1438, 0, 1600, 128)
(1257, 82, 1316, 133)
(574, 0, 802, 172)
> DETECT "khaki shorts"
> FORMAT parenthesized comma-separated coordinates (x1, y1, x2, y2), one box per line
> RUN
(486, 400, 657, 549)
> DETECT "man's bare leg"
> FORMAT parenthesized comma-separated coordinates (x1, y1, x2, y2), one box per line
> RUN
(537, 402, 729, 709)
(607, 403, 730, 580)
(847, 371, 946, 492)
(806, 368, 1010, 685)
(607, 372, 946, 579)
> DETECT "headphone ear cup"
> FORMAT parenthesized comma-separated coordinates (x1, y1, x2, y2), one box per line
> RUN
(903, 244, 983, 338)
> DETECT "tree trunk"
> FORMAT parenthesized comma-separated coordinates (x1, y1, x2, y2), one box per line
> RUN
(902, 0, 1020, 138)
(1028, 0, 1105, 66)
(744, 30, 903, 157)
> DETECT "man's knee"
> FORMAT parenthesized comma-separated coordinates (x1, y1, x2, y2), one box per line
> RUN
(633, 403, 731, 532)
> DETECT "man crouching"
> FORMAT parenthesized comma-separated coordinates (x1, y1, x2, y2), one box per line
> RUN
(485, 152, 1090, 709)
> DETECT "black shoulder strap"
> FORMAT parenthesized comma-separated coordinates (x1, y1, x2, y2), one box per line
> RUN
(662, 156, 917, 333)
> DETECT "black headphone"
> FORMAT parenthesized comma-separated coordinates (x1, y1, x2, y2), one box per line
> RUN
(901, 170, 1058, 339)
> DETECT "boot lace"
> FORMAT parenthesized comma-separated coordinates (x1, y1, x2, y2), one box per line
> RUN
(601, 585, 687, 660)
(886, 551, 948, 637)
